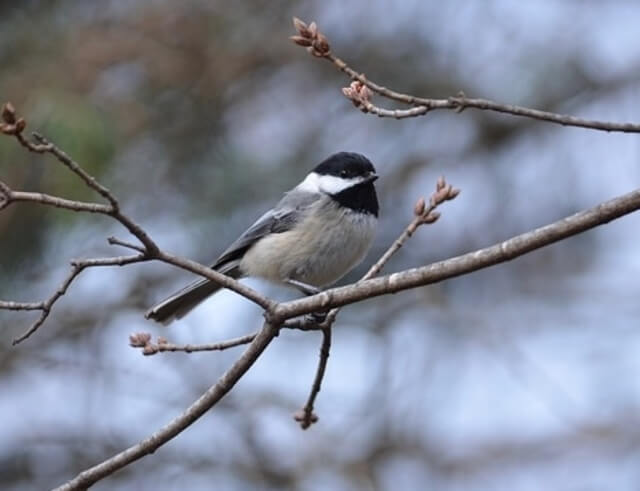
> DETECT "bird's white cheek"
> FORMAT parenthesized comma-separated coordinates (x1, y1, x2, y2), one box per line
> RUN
(297, 172, 360, 194)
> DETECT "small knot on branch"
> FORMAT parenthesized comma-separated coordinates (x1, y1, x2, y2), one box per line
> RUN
(449, 90, 468, 113)
(290, 17, 331, 57)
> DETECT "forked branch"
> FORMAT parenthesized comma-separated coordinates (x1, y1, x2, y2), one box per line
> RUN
(290, 18, 640, 132)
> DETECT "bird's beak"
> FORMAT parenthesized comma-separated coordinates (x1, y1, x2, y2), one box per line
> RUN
(363, 173, 379, 183)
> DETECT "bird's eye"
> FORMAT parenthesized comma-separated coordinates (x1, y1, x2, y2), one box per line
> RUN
(340, 170, 348, 177)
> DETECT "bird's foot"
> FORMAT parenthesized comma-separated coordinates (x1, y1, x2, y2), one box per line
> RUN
(286, 278, 322, 296)
(305, 310, 328, 325)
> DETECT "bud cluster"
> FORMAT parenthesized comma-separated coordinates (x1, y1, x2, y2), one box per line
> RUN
(129, 332, 168, 355)
(290, 17, 331, 57)
(413, 176, 461, 225)
(0, 102, 26, 136)
(341, 81, 373, 110)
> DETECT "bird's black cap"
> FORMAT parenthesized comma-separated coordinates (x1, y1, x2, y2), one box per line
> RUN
(313, 152, 376, 179)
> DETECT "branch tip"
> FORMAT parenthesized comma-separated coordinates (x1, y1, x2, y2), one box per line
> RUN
(289, 35, 312, 47)
(290, 16, 330, 56)
(292, 17, 310, 37)
(294, 409, 319, 430)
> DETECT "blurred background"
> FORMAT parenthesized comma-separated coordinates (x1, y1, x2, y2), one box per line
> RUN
(1, 1, 640, 489)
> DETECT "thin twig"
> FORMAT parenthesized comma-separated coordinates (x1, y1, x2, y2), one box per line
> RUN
(360, 100, 430, 120)
(126, 317, 325, 360)
(2, 186, 112, 214)
(1, 106, 159, 254)
(30, 132, 120, 208)
(290, 18, 640, 133)
(0, 300, 44, 311)
(294, 327, 331, 429)
(129, 332, 258, 355)
(10, 254, 145, 345)
(107, 236, 147, 253)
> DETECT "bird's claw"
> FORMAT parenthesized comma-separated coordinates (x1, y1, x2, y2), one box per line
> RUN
(305, 311, 327, 325)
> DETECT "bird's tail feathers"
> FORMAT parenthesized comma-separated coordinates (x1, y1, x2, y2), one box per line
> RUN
(145, 262, 242, 324)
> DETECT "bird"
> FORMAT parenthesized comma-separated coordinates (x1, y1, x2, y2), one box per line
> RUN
(146, 152, 379, 324)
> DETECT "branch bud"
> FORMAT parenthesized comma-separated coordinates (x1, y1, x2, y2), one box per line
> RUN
(308, 21, 318, 38)
(432, 188, 449, 205)
(142, 345, 157, 356)
(342, 81, 372, 108)
(292, 17, 311, 37)
(414, 197, 426, 216)
(14, 118, 26, 134)
(2, 102, 16, 124)
(290, 35, 312, 47)
(421, 211, 440, 224)
(314, 33, 330, 54)
(129, 332, 151, 347)
(447, 187, 461, 200)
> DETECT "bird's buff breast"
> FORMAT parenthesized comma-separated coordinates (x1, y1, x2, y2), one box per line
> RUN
(239, 202, 377, 287)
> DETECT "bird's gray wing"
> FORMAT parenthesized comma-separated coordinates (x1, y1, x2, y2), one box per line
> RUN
(212, 190, 319, 269)
(146, 190, 320, 324)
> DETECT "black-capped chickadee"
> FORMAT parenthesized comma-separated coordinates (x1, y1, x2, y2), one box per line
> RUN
(146, 152, 379, 323)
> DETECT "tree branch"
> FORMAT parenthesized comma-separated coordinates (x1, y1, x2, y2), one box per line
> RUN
(290, 18, 640, 133)
(0, 184, 112, 214)
(8, 254, 146, 345)
(1, 103, 276, 342)
(53, 320, 281, 491)
(272, 187, 640, 320)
